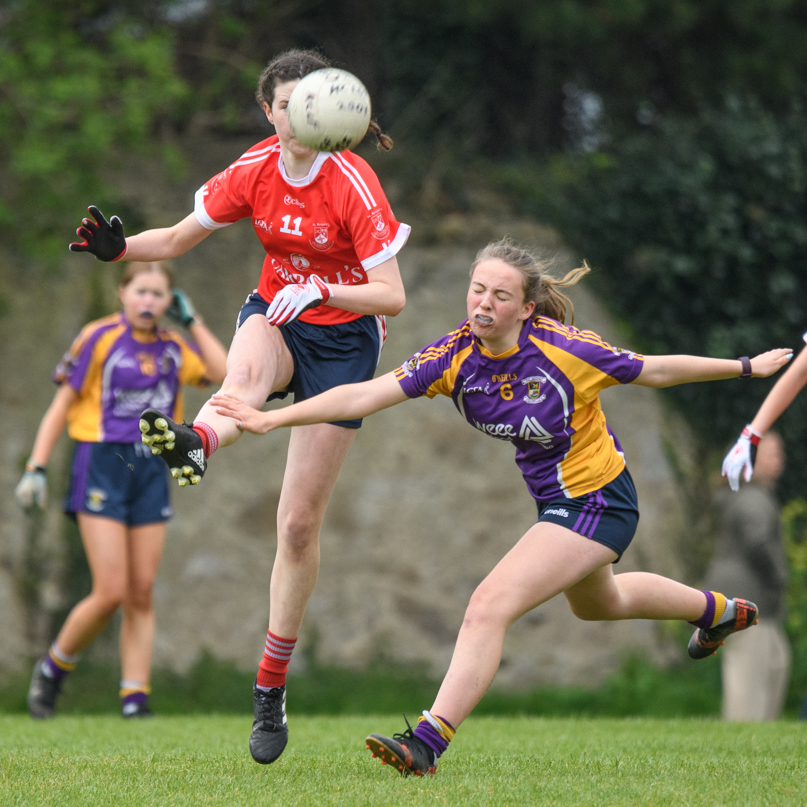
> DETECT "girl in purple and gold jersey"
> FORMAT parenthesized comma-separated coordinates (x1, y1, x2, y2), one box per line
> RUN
(15, 262, 226, 719)
(210, 239, 792, 775)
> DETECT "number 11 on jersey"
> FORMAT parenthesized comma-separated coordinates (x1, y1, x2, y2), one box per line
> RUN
(280, 215, 303, 236)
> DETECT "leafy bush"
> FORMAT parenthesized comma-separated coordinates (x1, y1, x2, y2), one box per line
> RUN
(514, 99, 807, 502)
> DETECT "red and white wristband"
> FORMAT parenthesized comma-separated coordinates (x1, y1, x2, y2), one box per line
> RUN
(741, 425, 763, 446)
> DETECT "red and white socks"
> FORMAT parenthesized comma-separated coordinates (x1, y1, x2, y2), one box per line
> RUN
(192, 422, 219, 458)
(256, 630, 297, 690)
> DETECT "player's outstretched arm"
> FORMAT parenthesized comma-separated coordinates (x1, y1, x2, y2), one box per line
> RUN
(722, 343, 807, 491)
(748, 343, 807, 434)
(211, 372, 408, 434)
(70, 209, 212, 262)
(634, 349, 792, 388)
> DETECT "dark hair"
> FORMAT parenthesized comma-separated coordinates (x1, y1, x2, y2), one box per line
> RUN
(119, 261, 174, 289)
(471, 239, 590, 325)
(256, 49, 393, 152)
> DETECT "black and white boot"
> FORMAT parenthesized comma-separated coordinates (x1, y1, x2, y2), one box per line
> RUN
(249, 683, 289, 764)
(139, 408, 206, 487)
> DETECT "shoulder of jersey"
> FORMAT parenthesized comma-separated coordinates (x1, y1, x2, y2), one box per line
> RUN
(73, 312, 127, 350)
(324, 150, 383, 208)
(419, 321, 474, 360)
(229, 136, 281, 175)
(530, 315, 614, 351)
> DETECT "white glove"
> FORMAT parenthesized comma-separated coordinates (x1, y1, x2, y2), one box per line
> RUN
(15, 465, 47, 510)
(721, 425, 762, 492)
(266, 276, 331, 327)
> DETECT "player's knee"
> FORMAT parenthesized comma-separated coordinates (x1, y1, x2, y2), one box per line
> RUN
(124, 585, 154, 613)
(223, 362, 258, 392)
(463, 587, 507, 631)
(278, 510, 320, 561)
(90, 586, 124, 615)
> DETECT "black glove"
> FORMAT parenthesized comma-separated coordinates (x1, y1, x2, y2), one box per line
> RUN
(165, 289, 199, 328)
(69, 205, 127, 261)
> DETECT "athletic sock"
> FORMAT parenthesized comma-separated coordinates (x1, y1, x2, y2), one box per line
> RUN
(120, 681, 151, 714)
(256, 631, 297, 690)
(413, 711, 456, 758)
(689, 591, 734, 629)
(41, 643, 79, 681)
(192, 422, 219, 458)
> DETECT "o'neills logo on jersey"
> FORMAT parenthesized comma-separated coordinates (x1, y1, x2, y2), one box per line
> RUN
(369, 207, 390, 240)
(254, 218, 272, 233)
(284, 194, 305, 208)
(310, 223, 334, 252)
(521, 375, 546, 404)
(290, 253, 311, 271)
(519, 416, 554, 448)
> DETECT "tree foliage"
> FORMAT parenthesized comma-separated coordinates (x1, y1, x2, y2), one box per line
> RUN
(4, 1, 807, 258)
(528, 100, 807, 500)
(0, 1, 186, 258)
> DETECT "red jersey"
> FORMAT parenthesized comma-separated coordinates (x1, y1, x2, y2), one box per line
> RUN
(194, 136, 410, 326)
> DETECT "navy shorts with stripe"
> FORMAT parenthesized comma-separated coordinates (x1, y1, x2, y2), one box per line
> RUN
(237, 292, 383, 429)
(536, 467, 639, 561)
(65, 441, 172, 526)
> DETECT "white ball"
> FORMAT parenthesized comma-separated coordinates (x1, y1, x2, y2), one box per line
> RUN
(287, 68, 372, 152)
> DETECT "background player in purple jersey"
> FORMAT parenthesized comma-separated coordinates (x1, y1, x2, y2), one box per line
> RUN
(722, 329, 807, 490)
(15, 262, 226, 719)
(211, 238, 792, 775)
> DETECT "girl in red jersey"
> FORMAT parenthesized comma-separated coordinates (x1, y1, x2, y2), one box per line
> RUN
(210, 240, 792, 776)
(68, 50, 409, 763)
(16, 262, 226, 719)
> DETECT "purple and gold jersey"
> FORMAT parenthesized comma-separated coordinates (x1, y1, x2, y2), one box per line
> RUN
(54, 312, 208, 443)
(394, 316, 644, 502)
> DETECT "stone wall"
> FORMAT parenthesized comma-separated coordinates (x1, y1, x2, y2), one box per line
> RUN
(0, 138, 695, 689)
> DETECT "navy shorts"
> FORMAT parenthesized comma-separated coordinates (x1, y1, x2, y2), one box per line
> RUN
(536, 467, 639, 561)
(237, 292, 383, 429)
(65, 441, 172, 526)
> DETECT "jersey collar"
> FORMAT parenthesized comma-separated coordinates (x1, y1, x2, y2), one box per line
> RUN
(278, 151, 329, 187)
(471, 322, 525, 360)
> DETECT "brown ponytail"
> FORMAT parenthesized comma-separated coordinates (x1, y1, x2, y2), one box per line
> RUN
(367, 120, 393, 151)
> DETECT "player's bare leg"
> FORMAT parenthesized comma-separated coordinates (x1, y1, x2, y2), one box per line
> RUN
(119, 522, 165, 716)
(56, 515, 129, 653)
(28, 515, 126, 718)
(249, 422, 356, 764)
(195, 316, 293, 448)
(563, 564, 707, 621)
(270, 423, 357, 636)
(428, 521, 616, 729)
(141, 316, 293, 484)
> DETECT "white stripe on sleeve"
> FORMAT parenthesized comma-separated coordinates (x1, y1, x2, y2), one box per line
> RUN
(361, 223, 412, 271)
(193, 186, 234, 230)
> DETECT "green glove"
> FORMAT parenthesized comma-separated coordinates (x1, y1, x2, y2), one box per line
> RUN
(165, 289, 199, 328)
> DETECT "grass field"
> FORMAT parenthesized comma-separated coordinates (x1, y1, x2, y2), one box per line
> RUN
(2, 715, 805, 806)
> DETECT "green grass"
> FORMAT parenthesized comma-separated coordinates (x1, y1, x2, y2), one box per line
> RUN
(1, 715, 806, 806)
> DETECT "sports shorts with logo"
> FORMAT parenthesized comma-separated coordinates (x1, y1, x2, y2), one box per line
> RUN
(65, 441, 172, 525)
(536, 467, 639, 562)
(237, 292, 383, 428)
